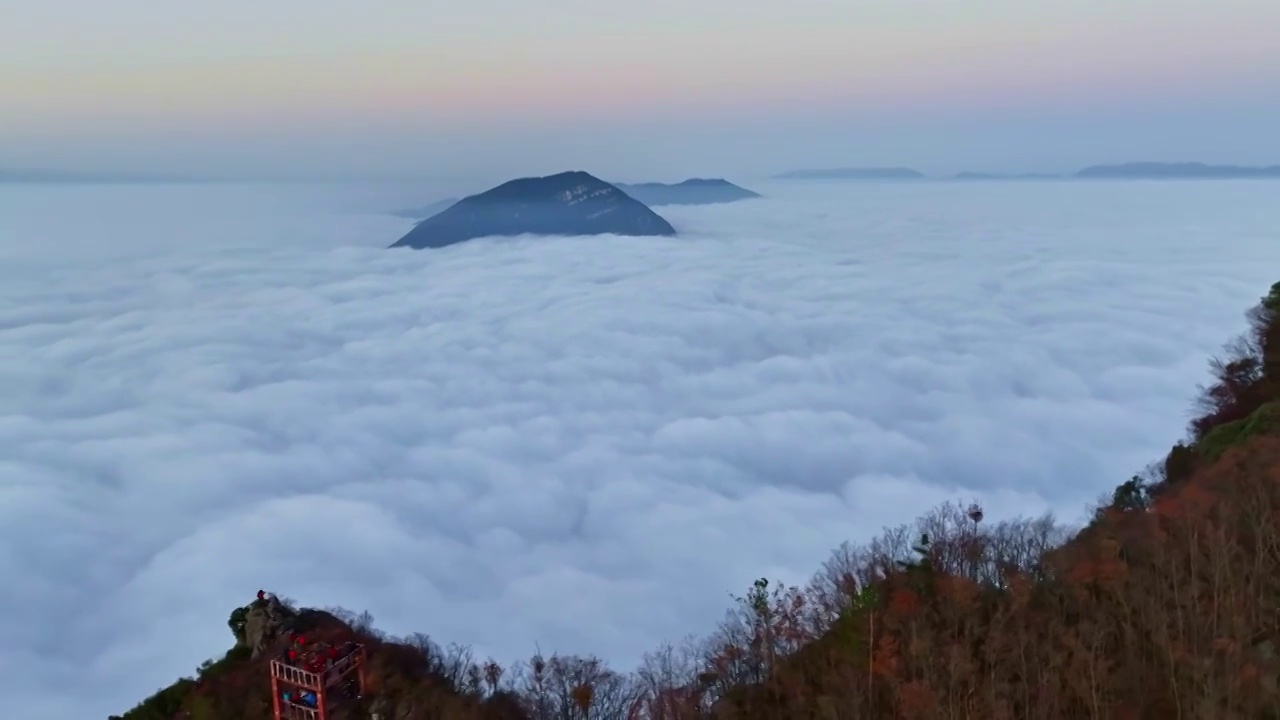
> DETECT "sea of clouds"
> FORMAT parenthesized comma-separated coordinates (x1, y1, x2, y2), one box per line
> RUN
(2, 177, 1279, 719)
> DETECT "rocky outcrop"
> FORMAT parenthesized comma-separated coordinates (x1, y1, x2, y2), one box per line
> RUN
(388, 171, 676, 250)
(229, 591, 299, 658)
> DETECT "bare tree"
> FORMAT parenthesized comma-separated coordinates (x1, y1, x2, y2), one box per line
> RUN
(400, 633, 479, 690)
(513, 652, 634, 720)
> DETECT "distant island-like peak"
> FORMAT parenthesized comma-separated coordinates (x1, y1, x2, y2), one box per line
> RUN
(772, 166, 925, 180)
(389, 171, 676, 250)
(612, 178, 761, 206)
(1075, 162, 1280, 179)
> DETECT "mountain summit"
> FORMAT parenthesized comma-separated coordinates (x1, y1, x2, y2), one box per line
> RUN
(389, 171, 676, 250)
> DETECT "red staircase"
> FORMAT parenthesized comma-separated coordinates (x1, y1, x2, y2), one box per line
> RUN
(270, 643, 366, 720)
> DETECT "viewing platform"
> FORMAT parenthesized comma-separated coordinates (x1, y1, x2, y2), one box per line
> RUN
(269, 643, 366, 720)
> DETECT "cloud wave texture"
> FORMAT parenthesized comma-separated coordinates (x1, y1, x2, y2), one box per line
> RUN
(2, 179, 1279, 719)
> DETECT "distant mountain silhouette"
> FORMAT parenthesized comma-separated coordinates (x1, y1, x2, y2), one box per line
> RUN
(389, 171, 676, 250)
(772, 167, 925, 180)
(1075, 162, 1280, 179)
(611, 178, 761, 206)
(392, 197, 459, 220)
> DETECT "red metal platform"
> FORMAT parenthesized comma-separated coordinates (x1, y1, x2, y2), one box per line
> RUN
(270, 643, 366, 720)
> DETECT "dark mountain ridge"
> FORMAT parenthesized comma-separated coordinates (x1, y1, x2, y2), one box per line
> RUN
(389, 171, 676, 250)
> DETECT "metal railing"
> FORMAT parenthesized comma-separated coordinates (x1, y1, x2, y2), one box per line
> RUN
(271, 644, 364, 692)
(270, 661, 322, 691)
(322, 647, 361, 685)
(279, 700, 319, 720)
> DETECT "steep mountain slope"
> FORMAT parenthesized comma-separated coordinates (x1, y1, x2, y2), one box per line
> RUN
(389, 171, 676, 250)
(392, 197, 460, 220)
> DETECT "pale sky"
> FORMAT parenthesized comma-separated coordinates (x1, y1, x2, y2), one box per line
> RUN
(3, 0, 1279, 180)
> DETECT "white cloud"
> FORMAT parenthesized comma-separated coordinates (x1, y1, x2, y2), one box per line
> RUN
(2, 178, 1279, 719)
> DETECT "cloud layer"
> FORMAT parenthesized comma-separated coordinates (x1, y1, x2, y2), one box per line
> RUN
(3, 179, 1279, 719)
